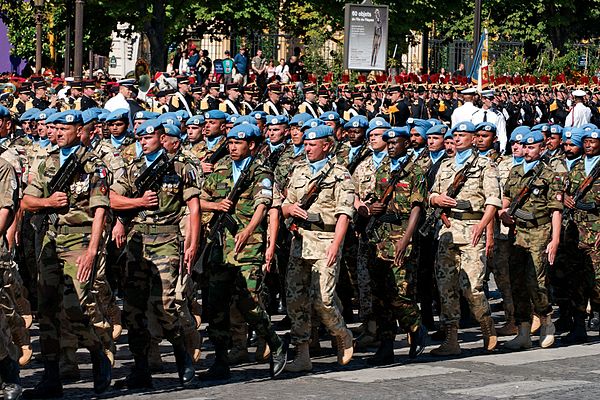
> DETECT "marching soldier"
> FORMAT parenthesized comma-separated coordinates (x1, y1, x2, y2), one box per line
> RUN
(109, 119, 197, 389)
(429, 121, 500, 356)
(191, 110, 228, 174)
(282, 125, 355, 372)
(500, 129, 561, 350)
(22, 110, 112, 398)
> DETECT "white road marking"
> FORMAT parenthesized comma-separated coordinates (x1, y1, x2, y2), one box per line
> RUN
(313, 365, 465, 383)
(465, 343, 600, 366)
(446, 380, 592, 398)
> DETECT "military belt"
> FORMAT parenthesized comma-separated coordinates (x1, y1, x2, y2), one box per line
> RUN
(516, 215, 551, 228)
(51, 225, 93, 234)
(448, 211, 484, 220)
(132, 224, 180, 235)
(298, 221, 337, 232)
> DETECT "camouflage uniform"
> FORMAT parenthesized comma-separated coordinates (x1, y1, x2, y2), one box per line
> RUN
(200, 159, 281, 348)
(283, 159, 355, 345)
(431, 152, 501, 326)
(503, 158, 563, 323)
(368, 159, 426, 339)
(563, 159, 600, 313)
(23, 146, 110, 362)
(111, 151, 200, 361)
(190, 136, 227, 162)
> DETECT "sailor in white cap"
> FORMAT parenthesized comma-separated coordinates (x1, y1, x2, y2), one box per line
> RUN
(472, 89, 508, 153)
(451, 87, 480, 128)
(565, 89, 592, 128)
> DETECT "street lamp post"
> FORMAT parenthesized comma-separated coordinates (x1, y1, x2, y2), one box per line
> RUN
(34, 0, 44, 74)
(73, 0, 84, 80)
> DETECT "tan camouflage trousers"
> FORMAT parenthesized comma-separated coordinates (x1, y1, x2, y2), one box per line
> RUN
(355, 238, 374, 320)
(510, 227, 553, 324)
(435, 235, 491, 325)
(0, 266, 30, 353)
(0, 269, 19, 361)
(38, 233, 104, 362)
(286, 255, 347, 345)
(490, 238, 515, 321)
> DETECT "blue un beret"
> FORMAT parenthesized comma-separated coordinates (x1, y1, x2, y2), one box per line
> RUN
(303, 125, 334, 141)
(581, 123, 598, 132)
(234, 115, 258, 126)
(105, 108, 129, 123)
(136, 119, 163, 136)
(383, 127, 410, 141)
(204, 110, 227, 120)
(19, 108, 40, 122)
(344, 115, 369, 130)
(266, 115, 289, 126)
(227, 124, 261, 140)
(510, 126, 530, 143)
(133, 110, 160, 121)
(301, 118, 324, 131)
(451, 121, 476, 134)
(158, 112, 179, 126)
(319, 111, 341, 123)
(53, 110, 83, 125)
(175, 110, 190, 122)
(252, 111, 267, 122)
(531, 123, 550, 133)
(290, 113, 313, 127)
(188, 114, 205, 126)
(82, 108, 103, 125)
(426, 124, 449, 136)
(163, 124, 182, 139)
(226, 114, 240, 124)
(549, 125, 563, 136)
(583, 129, 600, 140)
(0, 105, 10, 118)
(36, 108, 58, 122)
(366, 117, 391, 135)
(475, 122, 497, 133)
(520, 130, 545, 145)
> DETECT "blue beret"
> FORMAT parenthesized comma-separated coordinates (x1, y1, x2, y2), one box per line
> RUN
(583, 129, 600, 140)
(53, 110, 83, 125)
(19, 108, 40, 122)
(520, 130, 545, 145)
(343, 115, 369, 130)
(444, 131, 454, 140)
(407, 118, 433, 138)
(105, 108, 129, 123)
(266, 115, 289, 126)
(133, 110, 160, 121)
(319, 111, 341, 123)
(427, 118, 443, 126)
(35, 108, 58, 121)
(531, 123, 550, 133)
(367, 117, 391, 135)
(383, 127, 410, 140)
(226, 114, 240, 124)
(451, 121, 476, 134)
(46, 112, 60, 124)
(549, 125, 563, 135)
(227, 123, 261, 140)
(426, 124, 449, 136)
(563, 127, 584, 147)
(301, 118, 324, 131)
(303, 125, 334, 141)
(158, 112, 179, 126)
(290, 113, 313, 127)
(188, 114, 205, 126)
(475, 122, 497, 133)
(204, 110, 227, 120)
(233, 115, 258, 126)
(163, 124, 182, 139)
(82, 108, 103, 125)
(136, 119, 163, 136)
(175, 110, 190, 121)
(252, 111, 267, 122)
(0, 105, 9, 118)
(581, 123, 598, 132)
(510, 126, 530, 143)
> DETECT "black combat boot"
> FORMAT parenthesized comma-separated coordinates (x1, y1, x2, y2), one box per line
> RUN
(198, 344, 230, 381)
(409, 324, 428, 359)
(562, 311, 588, 345)
(0, 356, 22, 400)
(266, 331, 288, 378)
(90, 348, 112, 394)
(172, 338, 196, 386)
(367, 338, 394, 366)
(117, 355, 153, 390)
(23, 361, 63, 399)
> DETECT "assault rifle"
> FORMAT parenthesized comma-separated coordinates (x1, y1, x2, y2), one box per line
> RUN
(419, 152, 480, 236)
(207, 138, 229, 166)
(504, 155, 549, 224)
(562, 160, 600, 227)
(346, 144, 371, 175)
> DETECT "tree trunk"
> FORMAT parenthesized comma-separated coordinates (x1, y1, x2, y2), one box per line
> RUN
(145, 1, 167, 72)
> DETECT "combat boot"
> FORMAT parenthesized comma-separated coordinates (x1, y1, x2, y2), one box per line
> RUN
(430, 324, 461, 356)
(366, 338, 394, 366)
(539, 314, 555, 348)
(284, 342, 312, 372)
(14, 295, 33, 330)
(11, 319, 32, 367)
(228, 345, 250, 365)
(308, 325, 322, 356)
(266, 332, 287, 378)
(504, 322, 532, 350)
(530, 314, 541, 333)
(408, 324, 428, 359)
(22, 361, 63, 399)
(199, 344, 230, 381)
(496, 320, 518, 336)
(116, 355, 153, 390)
(480, 316, 498, 351)
(0, 356, 22, 400)
(59, 347, 80, 381)
(562, 311, 588, 345)
(148, 338, 163, 373)
(555, 301, 573, 333)
(255, 337, 271, 364)
(172, 338, 196, 386)
(336, 328, 354, 365)
(90, 348, 112, 394)
(18, 345, 32, 367)
(107, 303, 123, 340)
(354, 320, 379, 349)
(588, 310, 600, 331)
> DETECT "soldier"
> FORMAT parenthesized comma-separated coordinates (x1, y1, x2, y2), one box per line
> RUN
(80, 81, 98, 111)
(185, 114, 205, 150)
(472, 90, 508, 154)
(282, 125, 354, 372)
(22, 110, 112, 398)
(316, 86, 331, 114)
(365, 127, 428, 365)
(192, 110, 228, 174)
(200, 83, 220, 112)
(219, 83, 243, 115)
(565, 90, 592, 128)
(258, 83, 284, 115)
(199, 123, 287, 380)
(500, 129, 561, 350)
(561, 128, 599, 343)
(429, 121, 500, 356)
(451, 88, 479, 127)
(298, 84, 320, 118)
(168, 76, 194, 114)
(31, 81, 50, 110)
(0, 155, 23, 400)
(109, 119, 197, 389)
(274, 113, 311, 191)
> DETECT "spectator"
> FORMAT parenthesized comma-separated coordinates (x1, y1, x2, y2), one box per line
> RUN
(252, 49, 267, 92)
(234, 47, 248, 84)
(222, 50, 235, 84)
(188, 48, 200, 79)
(275, 58, 290, 83)
(267, 60, 276, 80)
(198, 49, 212, 85)
(453, 63, 466, 77)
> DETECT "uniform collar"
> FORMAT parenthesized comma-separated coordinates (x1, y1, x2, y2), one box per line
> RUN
(59, 144, 81, 166)
(372, 149, 387, 170)
(454, 148, 472, 168)
(308, 156, 330, 175)
(565, 155, 581, 171)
